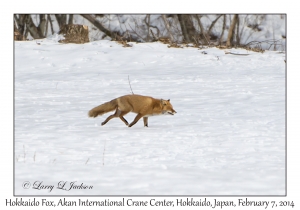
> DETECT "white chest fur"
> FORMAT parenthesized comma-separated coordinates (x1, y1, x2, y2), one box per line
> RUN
(143, 112, 164, 117)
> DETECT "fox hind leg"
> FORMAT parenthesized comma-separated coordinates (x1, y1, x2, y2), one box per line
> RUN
(101, 109, 130, 126)
(119, 111, 130, 126)
(101, 109, 121, 126)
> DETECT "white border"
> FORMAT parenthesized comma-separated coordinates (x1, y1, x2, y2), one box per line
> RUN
(2, 1, 299, 209)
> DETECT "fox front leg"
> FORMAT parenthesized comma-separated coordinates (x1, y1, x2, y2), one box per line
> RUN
(128, 113, 143, 127)
(143, 117, 148, 127)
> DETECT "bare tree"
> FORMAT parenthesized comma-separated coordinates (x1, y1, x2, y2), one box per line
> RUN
(144, 15, 161, 41)
(194, 15, 208, 45)
(219, 15, 226, 46)
(145, 14, 151, 42)
(207, 14, 222, 36)
(24, 15, 44, 39)
(14, 15, 27, 36)
(226, 14, 238, 47)
(55, 14, 67, 29)
(68, 14, 73, 25)
(14, 14, 54, 39)
(48, 15, 54, 35)
(38, 15, 47, 37)
(236, 15, 240, 46)
(161, 14, 174, 42)
(177, 14, 196, 43)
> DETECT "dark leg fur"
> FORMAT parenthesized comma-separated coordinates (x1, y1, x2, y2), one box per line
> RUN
(143, 117, 148, 127)
(128, 113, 143, 127)
(101, 109, 130, 126)
(101, 110, 118, 125)
(119, 111, 130, 125)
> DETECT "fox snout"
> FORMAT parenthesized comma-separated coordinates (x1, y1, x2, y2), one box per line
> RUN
(167, 109, 177, 115)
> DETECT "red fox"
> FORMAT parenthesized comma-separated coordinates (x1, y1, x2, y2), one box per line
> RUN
(88, 94, 176, 127)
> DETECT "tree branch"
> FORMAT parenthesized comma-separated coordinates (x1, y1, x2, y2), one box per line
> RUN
(194, 15, 208, 45)
(207, 14, 222, 35)
(81, 14, 113, 38)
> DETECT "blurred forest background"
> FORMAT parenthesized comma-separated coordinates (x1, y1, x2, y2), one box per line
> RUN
(14, 14, 286, 51)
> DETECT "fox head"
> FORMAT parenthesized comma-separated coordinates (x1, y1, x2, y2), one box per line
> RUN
(161, 99, 177, 115)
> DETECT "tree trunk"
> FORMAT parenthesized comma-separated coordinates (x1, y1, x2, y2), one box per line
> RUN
(161, 14, 174, 43)
(226, 14, 238, 47)
(25, 15, 43, 39)
(55, 14, 67, 29)
(177, 15, 188, 42)
(48, 15, 54, 35)
(14, 19, 18, 31)
(68, 14, 73, 25)
(194, 15, 209, 45)
(177, 15, 196, 43)
(219, 15, 226, 45)
(44, 15, 49, 37)
(38, 14, 47, 38)
(14, 14, 27, 36)
(236, 15, 240, 47)
(145, 14, 150, 42)
(14, 19, 25, 41)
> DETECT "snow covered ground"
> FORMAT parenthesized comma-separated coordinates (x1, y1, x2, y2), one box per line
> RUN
(14, 38, 285, 195)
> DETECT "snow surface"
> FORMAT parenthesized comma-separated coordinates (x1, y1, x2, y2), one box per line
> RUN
(15, 38, 285, 195)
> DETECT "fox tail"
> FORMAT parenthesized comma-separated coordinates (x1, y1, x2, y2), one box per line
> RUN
(88, 99, 118, 118)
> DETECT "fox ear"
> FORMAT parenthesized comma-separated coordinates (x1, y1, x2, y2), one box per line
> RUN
(161, 99, 167, 106)
(168, 99, 170, 102)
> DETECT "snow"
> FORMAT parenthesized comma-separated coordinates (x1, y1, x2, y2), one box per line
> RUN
(15, 38, 285, 195)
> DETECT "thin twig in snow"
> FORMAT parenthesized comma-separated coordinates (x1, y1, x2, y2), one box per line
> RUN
(85, 158, 90, 165)
(23, 145, 26, 163)
(102, 140, 106, 166)
(128, 75, 134, 95)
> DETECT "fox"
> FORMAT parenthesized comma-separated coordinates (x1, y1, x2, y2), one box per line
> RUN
(88, 94, 177, 127)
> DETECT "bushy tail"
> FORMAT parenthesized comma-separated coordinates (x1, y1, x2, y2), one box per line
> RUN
(88, 99, 118, 118)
